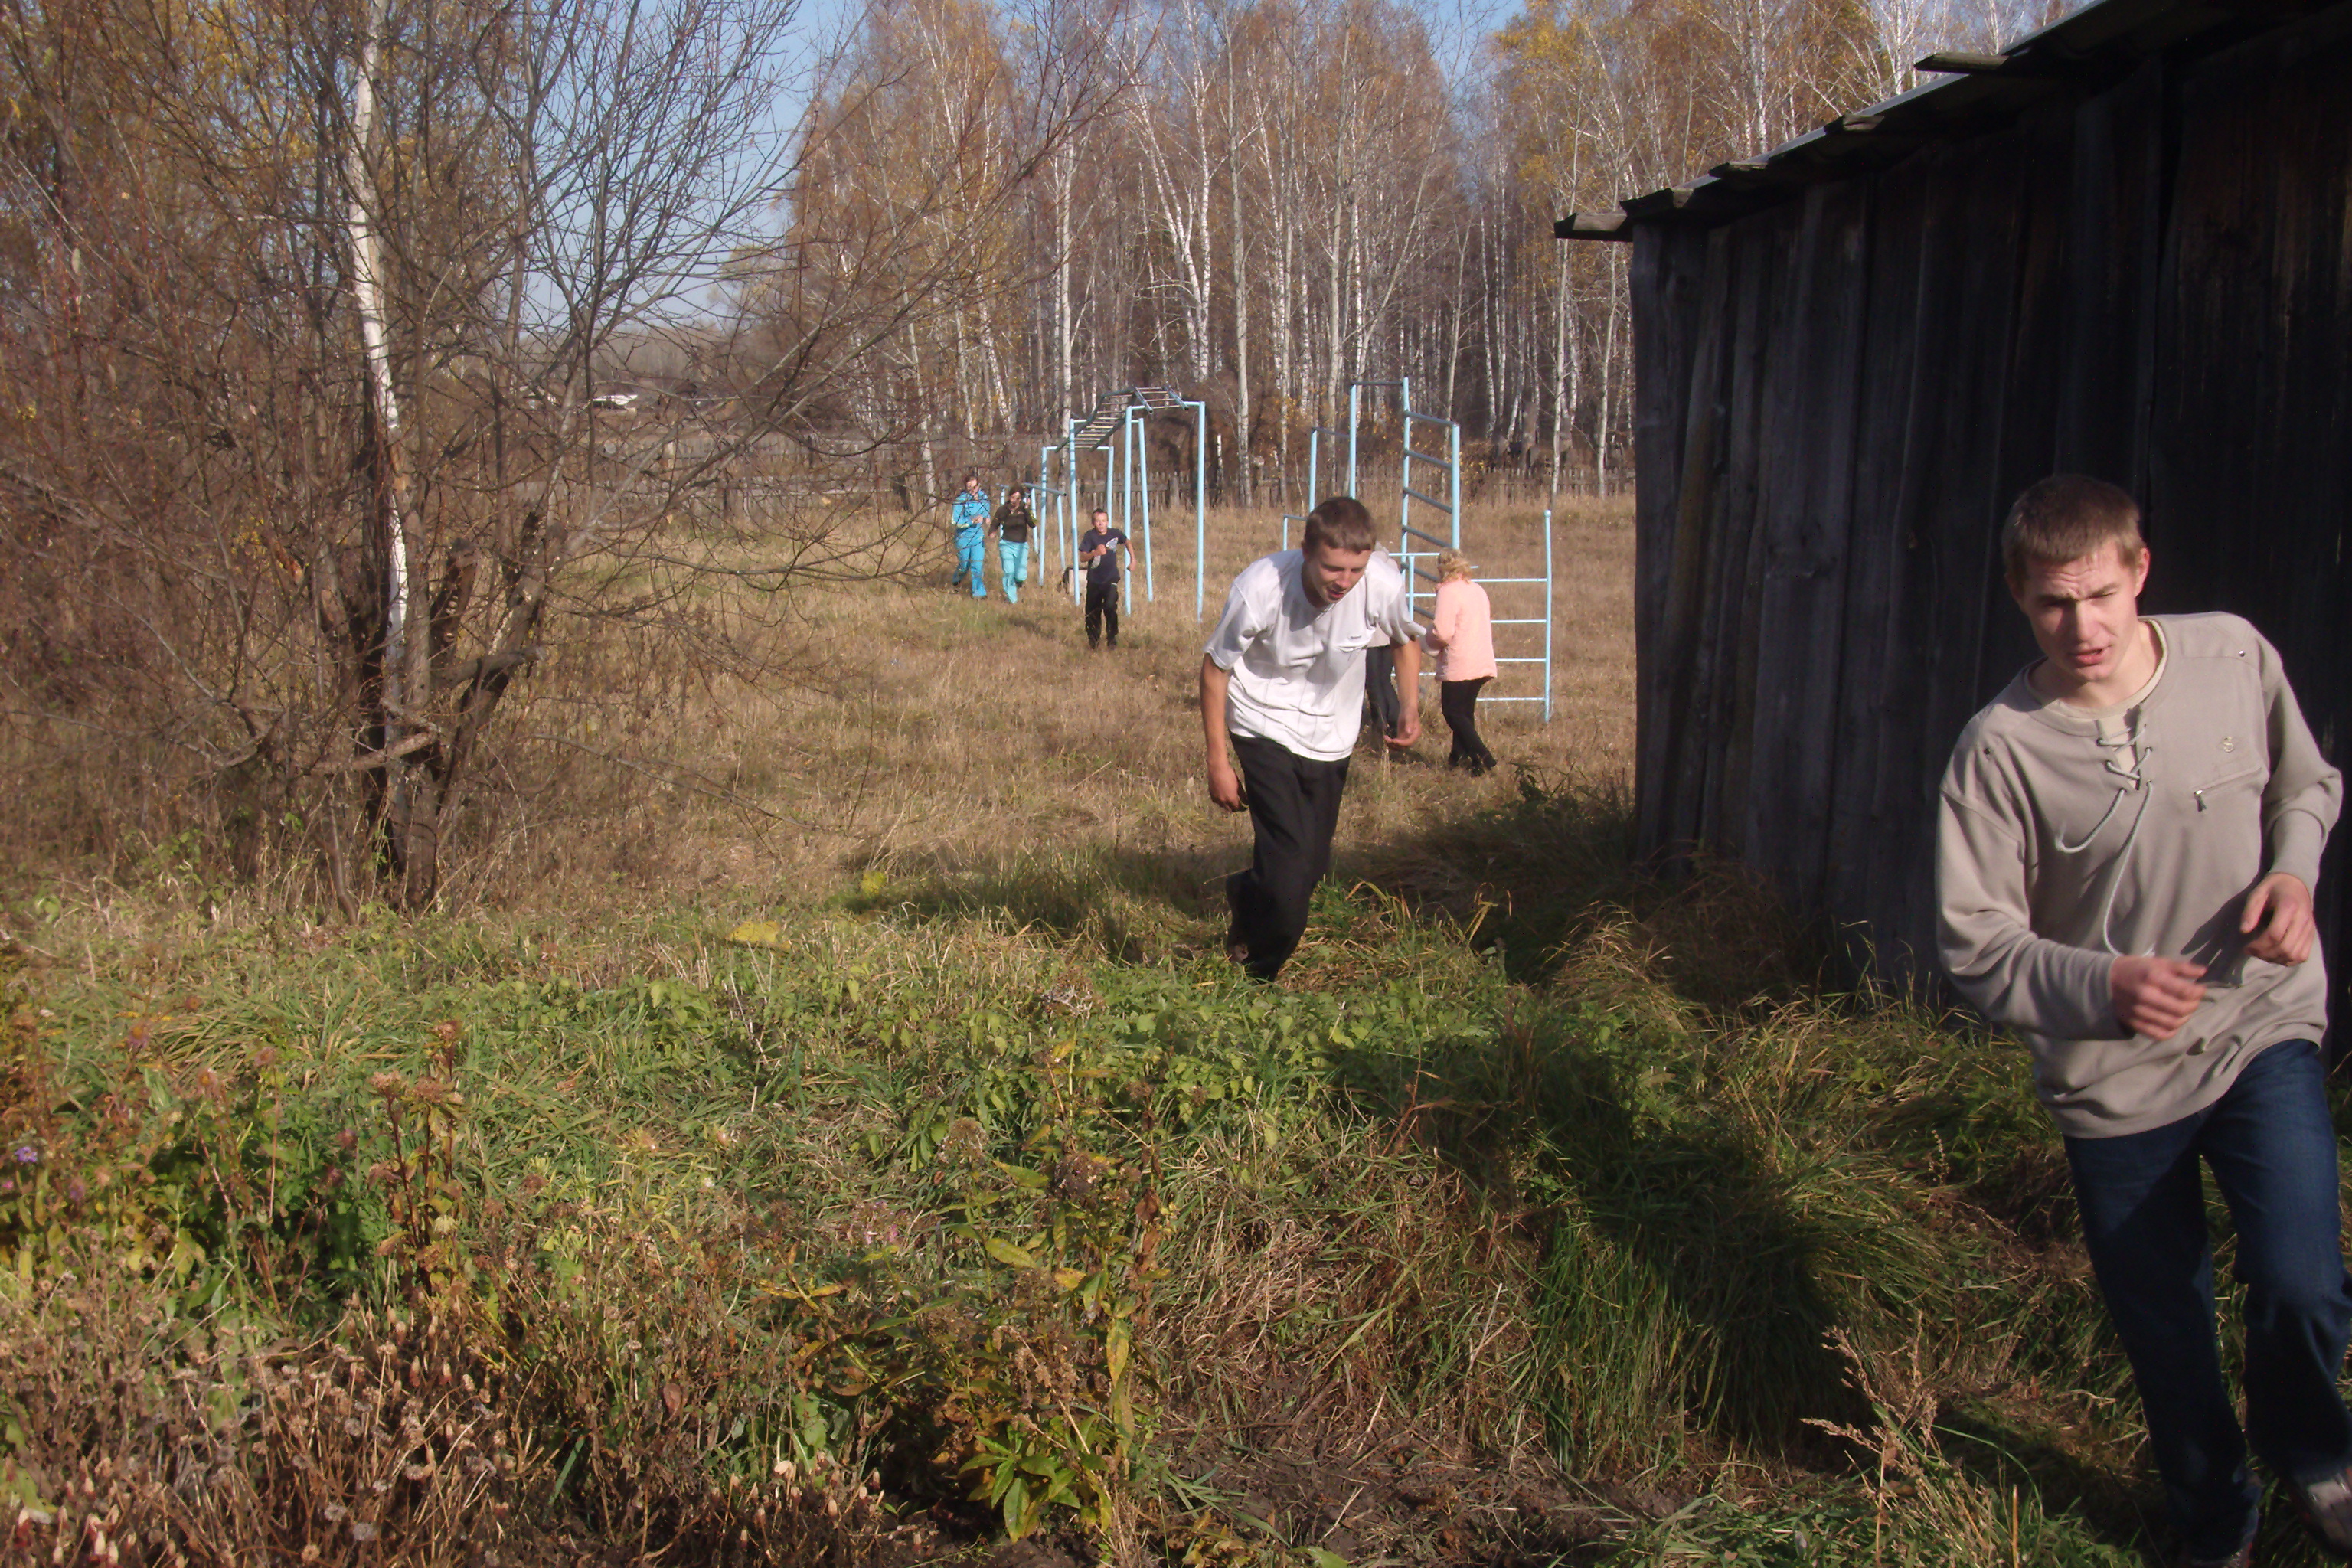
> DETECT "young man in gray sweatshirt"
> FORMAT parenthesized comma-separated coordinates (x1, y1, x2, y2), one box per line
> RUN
(1938, 474, 2347, 1568)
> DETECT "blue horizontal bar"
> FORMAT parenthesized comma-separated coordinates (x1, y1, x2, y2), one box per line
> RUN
(1403, 446, 1451, 467)
(1402, 487, 1455, 511)
(1403, 410, 1458, 428)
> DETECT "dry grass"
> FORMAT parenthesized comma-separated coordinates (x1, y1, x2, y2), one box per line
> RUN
(442, 496, 1637, 919)
(0, 495, 1634, 923)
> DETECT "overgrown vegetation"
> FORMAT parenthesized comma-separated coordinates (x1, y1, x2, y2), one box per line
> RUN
(7, 514, 2336, 1565)
(9, 770, 2306, 1564)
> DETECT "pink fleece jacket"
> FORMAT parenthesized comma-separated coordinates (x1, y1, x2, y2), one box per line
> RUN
(1426, 578, 1497, 681)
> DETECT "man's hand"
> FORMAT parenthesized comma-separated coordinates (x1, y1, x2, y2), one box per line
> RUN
(2242, 872, 2317, 965)
(2111, 956, 2209, 1040)
(1200, 656, 1246, 812)
(1206, 753, 1246, 812)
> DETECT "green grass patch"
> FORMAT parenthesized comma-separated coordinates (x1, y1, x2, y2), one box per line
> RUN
(0, 791, 2280, 1565)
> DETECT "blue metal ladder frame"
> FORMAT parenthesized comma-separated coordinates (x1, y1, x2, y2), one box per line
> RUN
(1344, 378, 1553, 723)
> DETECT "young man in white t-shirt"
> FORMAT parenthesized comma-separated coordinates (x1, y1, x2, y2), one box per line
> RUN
(1200, 497, 1422, 979)
(1936, 474, 2346, 1568)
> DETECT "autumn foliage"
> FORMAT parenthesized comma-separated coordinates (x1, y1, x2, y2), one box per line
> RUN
(0, 0, 2055, 902)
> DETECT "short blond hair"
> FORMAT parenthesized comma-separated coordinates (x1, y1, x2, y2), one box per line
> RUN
(2002, 475, 2145, 586)
(1436, 549, 1477, 580)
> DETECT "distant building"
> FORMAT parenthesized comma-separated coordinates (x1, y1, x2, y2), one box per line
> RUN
(1561, 0, 2352, 998)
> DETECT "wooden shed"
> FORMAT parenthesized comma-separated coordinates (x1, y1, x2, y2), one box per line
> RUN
(1560, 0, 2352, 1001)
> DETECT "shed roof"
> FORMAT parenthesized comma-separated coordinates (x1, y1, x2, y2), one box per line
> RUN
(1556, 0, 2338, 239)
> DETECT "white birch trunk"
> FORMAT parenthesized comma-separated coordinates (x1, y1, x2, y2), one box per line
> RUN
(1228, 91, 1254, 503)
(1596, 248, 1622, 494)
(342, 0, 420, 865)
(1054, 143, 1075, 417)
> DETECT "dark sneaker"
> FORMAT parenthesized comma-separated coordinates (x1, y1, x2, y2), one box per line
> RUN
(2290, 1465, 2352, 1558)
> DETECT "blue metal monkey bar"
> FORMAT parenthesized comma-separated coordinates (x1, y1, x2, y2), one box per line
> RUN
(1040, 386, 1205, 619)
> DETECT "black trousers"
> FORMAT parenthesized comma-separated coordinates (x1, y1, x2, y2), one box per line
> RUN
(1364, 645, 1400, 738)
(1439, 678, 1495, 772)
(1226, 734, 1351, 980)
(1084, 583, 1120, 647)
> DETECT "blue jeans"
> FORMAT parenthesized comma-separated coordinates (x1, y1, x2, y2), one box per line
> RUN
(998, 540, 1028, 603)
(2065, 1040, 2352, 1558)
(952, 527, 987, 597)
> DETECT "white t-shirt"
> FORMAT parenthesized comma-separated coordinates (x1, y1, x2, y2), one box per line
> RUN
(1204, 550, 1422, 762)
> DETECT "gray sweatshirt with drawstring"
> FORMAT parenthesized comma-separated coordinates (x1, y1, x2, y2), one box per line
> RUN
(1937, 613, 2340, 1138)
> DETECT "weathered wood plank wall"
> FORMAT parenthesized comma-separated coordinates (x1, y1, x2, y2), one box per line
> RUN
(1631, 0, 2352, 1001)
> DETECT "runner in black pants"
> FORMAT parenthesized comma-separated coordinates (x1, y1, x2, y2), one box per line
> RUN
(1079, 508, 1129, 648)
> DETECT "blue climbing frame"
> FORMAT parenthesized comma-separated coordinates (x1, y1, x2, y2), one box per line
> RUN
(1031, 442, 1068, 592)
(1279, 426, 1341, 554)
(1462, 509, 1555, 724)
(1340, 378, 1555, 723)
(1038, 387, 1204, 619)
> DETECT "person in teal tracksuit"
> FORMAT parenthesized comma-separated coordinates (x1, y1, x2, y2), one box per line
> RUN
(949, 473, 991, 598)
(991, 485, 1035, 604)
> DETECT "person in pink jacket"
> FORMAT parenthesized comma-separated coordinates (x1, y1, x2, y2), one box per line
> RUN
(1424, 549, 1498, 773)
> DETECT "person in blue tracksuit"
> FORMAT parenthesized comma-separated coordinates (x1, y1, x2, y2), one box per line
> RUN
(949, 473, 991, 598)
(991, 485, 1035, 604)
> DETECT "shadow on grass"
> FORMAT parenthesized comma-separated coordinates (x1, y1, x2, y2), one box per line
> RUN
(1343, 771, 1642, 986)
(841, 791, 1932, 1471)
(838, 843, 1233, 962)
(1345, 773, 1838, 1018)
(1473, 1006, 1870, 1468)
(826, 769, 1650, 972)
(834, 778, 2129, 1498)
(1934, 1405, 2161, 1561)
(1353, 1006, 2149, 1557)
(836, 770, 1807, 1011)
